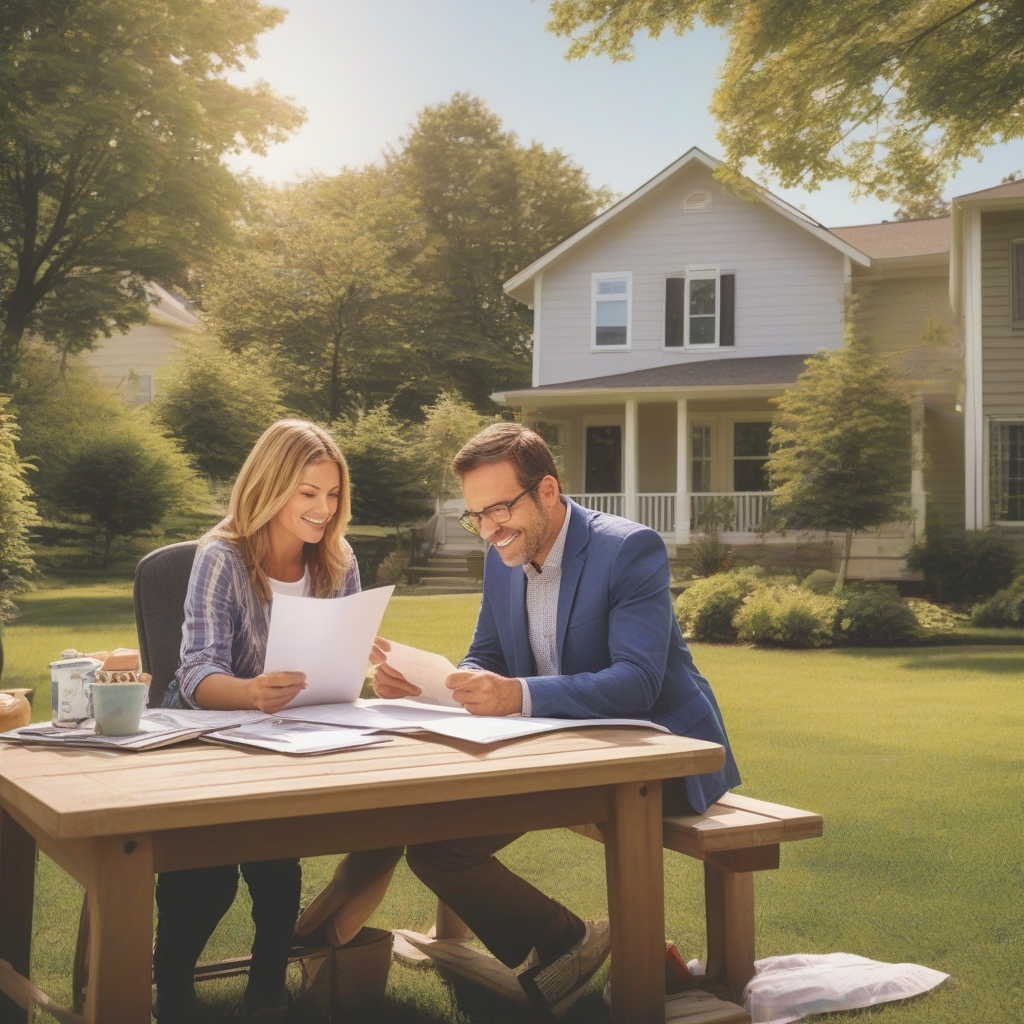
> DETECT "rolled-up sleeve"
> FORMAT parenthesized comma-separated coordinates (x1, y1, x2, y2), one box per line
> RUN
(176, 544, 243, 708)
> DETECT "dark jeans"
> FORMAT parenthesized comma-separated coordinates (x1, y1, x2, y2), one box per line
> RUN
(405, 778, 694, 970)
(154, 858, 301, 1011)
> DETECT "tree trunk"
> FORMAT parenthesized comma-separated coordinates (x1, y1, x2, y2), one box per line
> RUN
(102, 527, 114, 569)
(835, 527, 854, 590)
(328, 328, 344, 422)
(0, 301, 31, 386)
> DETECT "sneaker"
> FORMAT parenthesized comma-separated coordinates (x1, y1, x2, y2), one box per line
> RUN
(516, 920, 611, 1018)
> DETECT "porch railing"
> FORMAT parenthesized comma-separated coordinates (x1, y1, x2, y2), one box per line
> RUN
(568, 491, 776, 535)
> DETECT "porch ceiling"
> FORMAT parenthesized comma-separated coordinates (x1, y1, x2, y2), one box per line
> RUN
(494, 353, 808, 405)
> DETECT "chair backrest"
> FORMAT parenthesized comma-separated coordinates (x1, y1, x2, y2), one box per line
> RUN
(134, 540, 199, 707)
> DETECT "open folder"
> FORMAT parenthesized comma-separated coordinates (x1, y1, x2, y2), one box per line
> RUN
(263, 585, 395, 708)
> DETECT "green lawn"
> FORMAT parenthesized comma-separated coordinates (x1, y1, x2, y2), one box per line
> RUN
(5, 583, 1022, 1023)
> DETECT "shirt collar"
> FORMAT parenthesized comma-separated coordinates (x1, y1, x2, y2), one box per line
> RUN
(523, 498, 571, 578)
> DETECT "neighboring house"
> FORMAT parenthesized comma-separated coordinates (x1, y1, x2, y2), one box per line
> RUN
(496, 147, 1017, 578)
(80, 283, 198, 404)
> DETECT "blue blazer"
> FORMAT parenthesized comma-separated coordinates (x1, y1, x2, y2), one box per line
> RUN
(460, 500, 741, 814)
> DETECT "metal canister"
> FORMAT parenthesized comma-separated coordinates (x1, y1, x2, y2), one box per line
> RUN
(50, 657, 103, 728)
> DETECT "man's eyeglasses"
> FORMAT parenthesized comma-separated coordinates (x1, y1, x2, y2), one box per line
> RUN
(458, 483, 540, 536)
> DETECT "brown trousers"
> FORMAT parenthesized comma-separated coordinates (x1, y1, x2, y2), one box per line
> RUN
(405, 778, 693, 968)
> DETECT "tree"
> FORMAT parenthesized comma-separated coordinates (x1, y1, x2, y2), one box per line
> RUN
(415, 392, 493, 501)
(152, 342, 284, 484)
(0, 0, 302, 380)
(388, 94, 615, 409)
(546, 0, 1024, 214)
(766, 317, 913, 587)
(205, 171, 420, 421)
(0, 398, 39, 621)
(52, 418, 194, 567)
(331, 406, 432, 528)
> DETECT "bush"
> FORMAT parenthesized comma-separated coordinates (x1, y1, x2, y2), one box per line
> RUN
(969, 576, 1024, 627)
(375, 552, 407, 586)
(836, 585, 920, 646)
(675, 568, 764, 642)
(905, 524, 1017, 605)
(907, 598, 963, 634)
(734, 585, 839, 647)
(689, 532, 731, 577)
(802, 569, 838, 595)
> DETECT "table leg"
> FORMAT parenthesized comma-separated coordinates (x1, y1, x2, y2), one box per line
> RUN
(0, 809, 36, 1024)
(84, 835, 154, 1024)
(704, 862, 754, 1002)
(604, 780, 664, 1024)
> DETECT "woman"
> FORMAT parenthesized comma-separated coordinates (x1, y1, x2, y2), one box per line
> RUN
(157, 420, 400, 1022)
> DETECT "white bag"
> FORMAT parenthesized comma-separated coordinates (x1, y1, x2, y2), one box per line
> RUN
(742, 952, 949, 1024)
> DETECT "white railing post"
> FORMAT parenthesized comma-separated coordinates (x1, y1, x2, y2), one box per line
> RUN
(624, 399, 638, 523)
(675, 399, 690, 545)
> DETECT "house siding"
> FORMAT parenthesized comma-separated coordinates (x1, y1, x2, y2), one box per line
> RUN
(980, 210, 1024, 417)
(854, 274, 954, 352)
(924, 407, 965, 529)
(536, 163, 847, 387)
(81, 319, 188, 402)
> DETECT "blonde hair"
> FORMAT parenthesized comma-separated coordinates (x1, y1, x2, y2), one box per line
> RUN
(205, 419, 353, 600)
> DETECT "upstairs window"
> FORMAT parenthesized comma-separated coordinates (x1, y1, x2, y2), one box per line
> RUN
(733, 421, 772, 491)
(592, 272, 631, 349)
(665, 271, 735, 348)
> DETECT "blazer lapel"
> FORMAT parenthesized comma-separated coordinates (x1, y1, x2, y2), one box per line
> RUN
(507, 566, 535, 677)
(556, 501, 590, 671)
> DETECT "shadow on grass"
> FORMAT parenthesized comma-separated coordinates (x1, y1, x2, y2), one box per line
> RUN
(14, 594, 136, 630)
(829, 647, 1024, 675)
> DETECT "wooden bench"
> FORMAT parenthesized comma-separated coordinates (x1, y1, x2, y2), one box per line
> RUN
(433, 793, 823, 1006)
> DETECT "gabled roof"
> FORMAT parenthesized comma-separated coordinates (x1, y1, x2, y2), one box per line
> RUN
(954, 178, 1024, 203)
(494, 353, 810, 402)
(503, 148, 872, 303)
(829, 217, 949, 260)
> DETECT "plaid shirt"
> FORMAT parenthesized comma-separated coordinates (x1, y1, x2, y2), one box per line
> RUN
(163, 538, 361, 709)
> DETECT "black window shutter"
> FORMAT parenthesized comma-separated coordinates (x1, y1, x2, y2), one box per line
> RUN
(665, 278, 685, 347)
(720, 273, 735, 346)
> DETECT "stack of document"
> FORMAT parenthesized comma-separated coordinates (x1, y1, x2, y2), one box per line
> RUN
(201, 718, 390, 756)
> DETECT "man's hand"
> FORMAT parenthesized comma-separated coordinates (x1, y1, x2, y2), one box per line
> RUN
(446, 670, 522, 716)
(248, 671, 306, 714)
(369, 637, 422, 699)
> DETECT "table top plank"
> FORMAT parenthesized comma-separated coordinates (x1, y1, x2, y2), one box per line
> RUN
(0, 729, 725, 840)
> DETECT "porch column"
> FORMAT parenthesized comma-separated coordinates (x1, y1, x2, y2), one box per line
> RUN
(911, 395, 926, 541)
(624, 399, 639, 522)
(675, 399, 690, 544)
(962, 206, 985, 528)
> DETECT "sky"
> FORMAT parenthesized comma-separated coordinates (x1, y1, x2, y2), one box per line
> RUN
(226, 0, 1024, 228)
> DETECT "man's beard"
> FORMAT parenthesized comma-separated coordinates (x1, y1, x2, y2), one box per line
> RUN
(494, 501, 550, 567)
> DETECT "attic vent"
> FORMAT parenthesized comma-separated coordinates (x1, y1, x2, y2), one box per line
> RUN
(684, 189, 713, 213)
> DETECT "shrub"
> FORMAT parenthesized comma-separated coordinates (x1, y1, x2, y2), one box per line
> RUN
(375, 552, 407, 586)
(905, 524, 1016, 605)
(734, 586, 839, 647)
(836, 585, 920, 646)
(802, 569, 838, 595)
(675, 568, 763, 642)
(689, 532, 731, 577)
(907, 598, 963, 634)
(969, 576, 1024, 627)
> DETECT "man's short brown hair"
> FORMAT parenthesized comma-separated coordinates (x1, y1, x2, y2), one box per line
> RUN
(451, 423, 562, 492)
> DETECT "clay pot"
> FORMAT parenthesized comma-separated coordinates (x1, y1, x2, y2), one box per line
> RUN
(0, 689, 31, 732)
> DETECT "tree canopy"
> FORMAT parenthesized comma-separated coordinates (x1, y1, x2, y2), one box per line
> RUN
(767, 316, 913, 586)
(0, 0, 302, 379)
(547, 0, 1024, 216)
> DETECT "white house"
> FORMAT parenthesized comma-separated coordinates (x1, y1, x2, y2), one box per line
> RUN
(80, 282, 198, 404)
(496, 147, 1018, 578)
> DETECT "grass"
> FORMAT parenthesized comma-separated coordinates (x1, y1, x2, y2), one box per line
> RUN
(6, 584, 1022, 1023)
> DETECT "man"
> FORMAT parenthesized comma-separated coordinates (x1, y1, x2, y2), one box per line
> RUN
(373, 423, 740, 1016)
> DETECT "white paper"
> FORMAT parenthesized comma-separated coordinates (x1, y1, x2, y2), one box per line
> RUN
(6, 718, 203, 751)
(276, 697, 467, 732)
(414, 714, 670, 745)
(377, 640, 460, 707)
(263, 586, 394, 707)
(143, 708, 269, 730)
(202, 718, 392, 756)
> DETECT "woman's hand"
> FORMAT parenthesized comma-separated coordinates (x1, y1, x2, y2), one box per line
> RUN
(369, 637, 421, 699)
(248, 671, 307, 714)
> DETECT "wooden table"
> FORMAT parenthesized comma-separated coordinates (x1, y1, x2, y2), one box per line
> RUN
(0, 727, 724, 1024)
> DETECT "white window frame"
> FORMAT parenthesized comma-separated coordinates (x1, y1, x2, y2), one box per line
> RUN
(591, 271, 632, 352)
(683, 267, 720, 349)
(988, 417, 1024, 525)
(731, 417, 774, 494)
